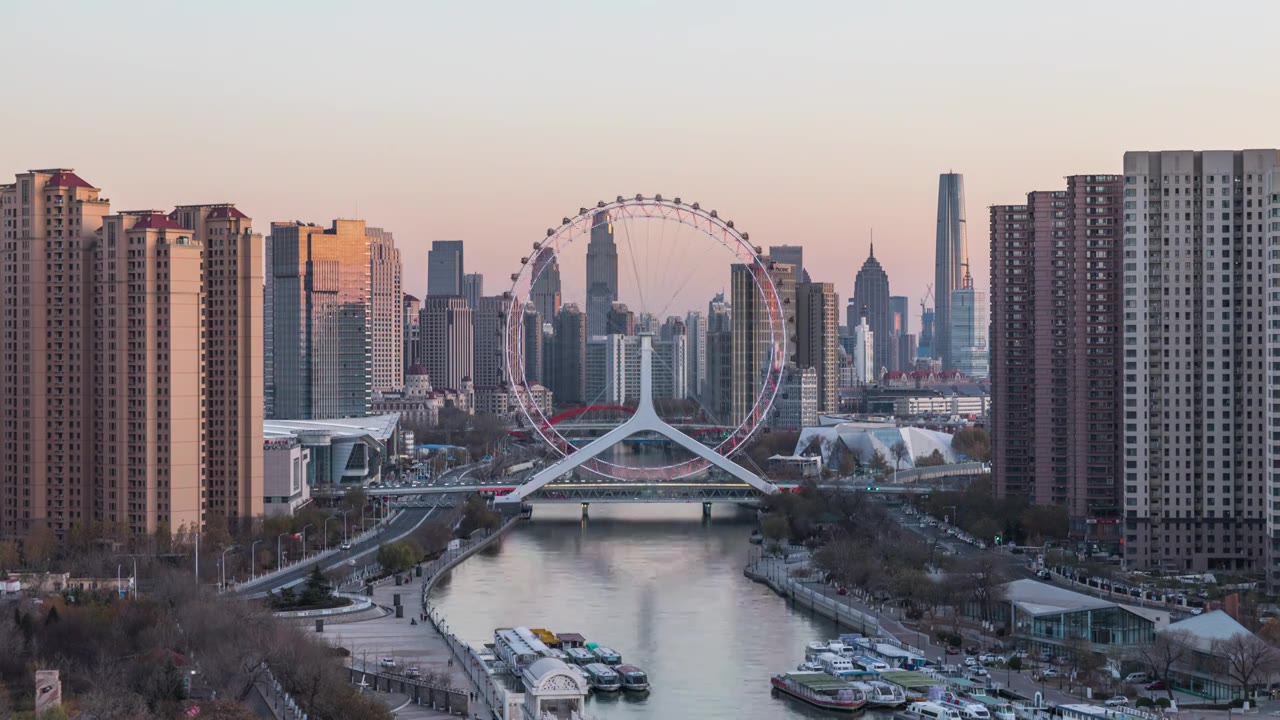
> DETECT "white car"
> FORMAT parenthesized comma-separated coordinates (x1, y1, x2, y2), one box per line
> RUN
(964, 657, 977, 667)
(339, 542, 352, 551)
(379, 657, 397, 669)
(1104, 696, 1129, 707)
(971, 667, 989, 677)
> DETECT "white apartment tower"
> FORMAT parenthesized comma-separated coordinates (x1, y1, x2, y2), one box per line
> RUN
(367, 227, 403, 392)
(1123, 149, 1280, 577)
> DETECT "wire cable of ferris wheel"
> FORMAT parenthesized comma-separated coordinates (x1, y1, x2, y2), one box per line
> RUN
(617, 213, 649, 316)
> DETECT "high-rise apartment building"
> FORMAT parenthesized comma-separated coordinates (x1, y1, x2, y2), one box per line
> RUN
(731, 261, 792, 423)
(852, 245, 894, 374)
(585, 212, 618, 336)
(421, 296, 474, 392)
(769, 244, 808, 282)
(427, 240, 464, 296)
(935, 173, 969, 369)
(685, 310, 708, 400)
(772, 366, 818, 430)
(522, 306, 544, 386)
(270, 219, 372, 420)
(473, 295, 508, 388)
(0, 170, 262, 538)
(403, 294, 422, 370)
(949, 282, 988, 378)
(531, 252, 562, 323)
(991, 177, 1123, 533)
(367, 227, 403, 393)
(796, 282, 839, 413)
(551, 304, 587, 405)
(585, 333, 687, 405)
(853, 315, 875, 384)
(606, 303, 636, 336)
(265, 233, 275, 418)
(1265, 166, 1280, 590)
(1124, 150, 1280, 575)
(636, 312, 660, 336)
(463, 273, 484, 309)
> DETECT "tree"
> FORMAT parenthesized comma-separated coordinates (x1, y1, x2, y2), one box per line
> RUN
(376, 540, 421, 574)
(1132, 629, 1193, 700)
(890, 440, 909, 471)
(959, 554, 1007, 622)
(341, 487, 369, 515)
(915, 450, 946, 467)
(951, 427, 991, 462)
(1211, 632, 1278, 698)
(760, 514, 790, 542)
(23, 524, 57, 569)
(869, 450, 889, 472)
(0, 541, 18, 572)
(1008, 656, 1022, 673)
(298, 565, 333, 607)
(413, 521, 454, 555)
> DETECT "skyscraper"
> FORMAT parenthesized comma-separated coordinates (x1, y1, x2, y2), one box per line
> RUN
(1123, 150, 1280, 577)
(636, 312, 660, 336)
(949, 281, 988, 378)
(421, 296, 474, 392)
(403, 294, 422, 370)
(473, 295, 508, 388)
(427, 240, 464, 296)
(935, 172, 969, 369)
(852, 245, 894, 375)
(531, 252, 562, 323)
(552, 304, 587, 405)
(606, 303, 636, 336)
(264, 232, 275, 419)
(0, 170, 263, 538)
(731, 261, 792, 423)
(522, 306, 544, 386)
(853, 315, 875, 384)
(769, 244, 808, 282)
(585, 212, 618, 336)
(463, 272, 484, 309)
(796, 282, 839, 413)
(270, 219, 372, 420)
(890, 295, 909, 337)
(367, 227, 403, 393)
(990, 175, 1122, 536)
(685, 310, 708, 400)
(919, 309, 935, 360)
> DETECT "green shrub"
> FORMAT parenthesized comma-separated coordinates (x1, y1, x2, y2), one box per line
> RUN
(1135, 697, 1154, 708)
(1155, 698, 1171, 708)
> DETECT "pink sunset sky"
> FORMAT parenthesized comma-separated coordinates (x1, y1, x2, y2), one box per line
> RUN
(4, 1, 1278, 322)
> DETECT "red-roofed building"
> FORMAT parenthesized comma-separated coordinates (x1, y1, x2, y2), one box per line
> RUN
(131, 213, 186, 231)
(42, 170, 96, 190)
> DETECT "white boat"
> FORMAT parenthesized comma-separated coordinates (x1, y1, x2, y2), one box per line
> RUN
(797, 661, 824, 672)
(854, 680, 905, 708)
(583, 663, 621, 692)
(897, 701, 965, 720)
(568, 664, 592, 692)
(939, 693, 991, 720)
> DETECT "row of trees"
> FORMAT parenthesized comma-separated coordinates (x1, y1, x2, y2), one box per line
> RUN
(919, 478, 1069, 546)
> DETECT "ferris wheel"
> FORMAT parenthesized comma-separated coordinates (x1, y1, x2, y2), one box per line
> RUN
(503, 195, 787, 482)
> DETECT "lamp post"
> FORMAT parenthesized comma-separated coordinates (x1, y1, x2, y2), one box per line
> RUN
(277, 532, 289, 568)
(251, 540, 262, 581)
(221, 546, 237, 591)
(341, 510, 350, 542)
(945, 505, 958, 528)
(301, 524, 315, 561)
(324, 517, 339, 551)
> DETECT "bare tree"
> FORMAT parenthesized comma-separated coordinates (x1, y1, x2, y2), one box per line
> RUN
(959, 554, 1007, 622)
(1131, 629, 1194, 700)
(1212, 632, 1278, 699)
(890, 440, 909, 472)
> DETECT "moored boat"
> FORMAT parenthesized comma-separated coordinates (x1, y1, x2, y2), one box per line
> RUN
(851, 680, 906, 708)
(565, 647, 595, 665)
(750, 529, 764, 544)
(771, 672, 866, 712)
(589, 645, 622, 665)
(583, 662, 622, 692)
(614, 664, 650, 692)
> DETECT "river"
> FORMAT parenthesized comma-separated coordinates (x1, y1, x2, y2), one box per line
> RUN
(432, 502, 899, 719)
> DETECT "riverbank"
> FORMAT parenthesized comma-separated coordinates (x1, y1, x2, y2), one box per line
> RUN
(744, 552, 884, 635)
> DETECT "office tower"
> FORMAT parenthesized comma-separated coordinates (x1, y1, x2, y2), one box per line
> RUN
(949, 280, 988, 378)
(473, 295, 508, 388)
(935, 172, 969, 369)
(1125, 150, 1280, 577)
(522, 306, 544, 385)
(706, 327, 733, 422)
(463, 272, 484, 309)
(606, 302, 636, 336)
(656, 319, 688, 399)
(551, 304, 587, 405)
(708, 292, 731, 332)
(772, 366, 818, 430)
(685, 311, 708, 400)
(585, 211, 618, 336)
(427, 240, 464, 296)
(420, 296, 474, 392)
(636, 312, 659, 336)
(264, 233, 274, 419)
(732, 261, 793, 424)
(367, 227, 403, 393)
(772, 260, 799, 364)
(919, 309, 935, 359)
(890, 296, 910, 337)
(270, 219, 371, 420)
(898, 335, 917, 371)
(0, 170, 262, 538)
(586, 334, 687, 405)
(796, 282, 839, 413)
(585, 334, 628, 405)
(853, 315, 875, 384)
(403, 294, 422, 370)
(769, 244, 808, 283)
(852, 245, 894, 374)
(170, 203, 265, 523)
(531, 252, 562, 322)
(990, 176, 1123, 536)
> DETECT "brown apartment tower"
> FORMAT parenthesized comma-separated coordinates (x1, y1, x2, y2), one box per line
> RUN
(989, 175, 1123, 540)
(0, 169, 263, 540)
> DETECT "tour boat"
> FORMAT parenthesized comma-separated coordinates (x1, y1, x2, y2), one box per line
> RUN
(771, 672, 866, 712)
(896, 701, 964, 720)
(583, 663, 622, 692)
(590, 645, 622, 665)
(852, 679, 906, 708)
(750, 529, 764, 544)
(565, 647, 595, 665)
(614, 664, 650, 692)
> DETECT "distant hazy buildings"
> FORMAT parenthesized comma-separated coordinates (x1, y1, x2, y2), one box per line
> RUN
(948, 281, 988, 378)
(551, 304, 587, 405)
(367, 227, 403, 393)
(852, 245, 895, 373)
(585, 212, 618, 336)
(685, 310, 708, 399)
(473, 296, 508, 388)
(1123, 150, 1280, 578)
(796, 282, 839, 413)
(522, 306, 544, 386)
(403, 294, 421, 370)
(531, 252, 562, 322)
(463, 272, 483, 309)
(606, 302, 636, 336)
(427, 240, 464, 296)
(935, 173, 969, 370)
(990, 176, 1123, 537)
(420, 296, 474, 393)
(890, 295, 909, 337)
(270, 219, 372, 420)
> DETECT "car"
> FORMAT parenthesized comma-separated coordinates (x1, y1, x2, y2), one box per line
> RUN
(1124, 672, 1149, 684)
(836, 587, 848, 596)
(1038, 668, 1058, 679)
(380, 658, 397, 669)
(1145, 680, 1167, 691)
(964, 657, 977, 667)
(964, 646, 979, 655)
(946, 646, 961, 655)
(405, 666, 421, 678)
(1104, 696, 1130, 707)
(340, 542, 352, 551)
(971, 667, 989, 677)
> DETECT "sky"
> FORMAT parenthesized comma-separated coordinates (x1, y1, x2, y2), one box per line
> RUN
(4, 0, 1279, 323)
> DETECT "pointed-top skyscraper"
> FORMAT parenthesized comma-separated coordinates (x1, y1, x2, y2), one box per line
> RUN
(935, 172, 968, 369)
(585, 211, 618, 336)
(852, 243, 894, 376)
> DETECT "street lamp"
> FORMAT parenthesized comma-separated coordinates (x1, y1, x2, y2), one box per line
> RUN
(277, 532, 289, 568)
(341, 510, 350, 542)
(324, 517, 339, 551)
(945, 505, 958, 528)
(250, 540, 262, 581)
(221, 546, 238, 591)
(301, 524, 315, 561)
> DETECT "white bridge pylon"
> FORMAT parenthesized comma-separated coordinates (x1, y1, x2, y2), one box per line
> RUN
(496, 335, 780, 504)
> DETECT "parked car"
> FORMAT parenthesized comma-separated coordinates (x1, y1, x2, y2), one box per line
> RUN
(339, 542, 352, 551)
(836, 587, 848, 596)
(380, 658, 397, 669)
(971, 667, 989, 677)
(1124, 672, 1149, 684)
(946, 646, 961, 656)
(405, 666, 421, 678)
(1037, 668, 1058, 679)
(1104, 696, 1130, 707)
(964, 657, 978, 667)
(1145, 680, 1167, 691)
(964, 646, 979, 655)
